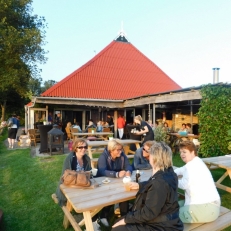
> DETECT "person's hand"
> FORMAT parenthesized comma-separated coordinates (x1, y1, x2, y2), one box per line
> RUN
(119, 170, 126, 178)
(125, 171, 131, 177)
(128, 182, 139, 190)
(112, 218, 125, 228)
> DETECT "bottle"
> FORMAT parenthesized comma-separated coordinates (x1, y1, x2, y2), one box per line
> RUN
(135, 169, 141, 183)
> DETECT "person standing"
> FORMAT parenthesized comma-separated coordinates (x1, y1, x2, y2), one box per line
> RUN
(55, 113, 62, 129)
(133, 115, 154, 145)
(117, 114, 125, 139)
(48, 112, 53, 123)
(16, 116, 20, 141)
(7, 114, 18, 149)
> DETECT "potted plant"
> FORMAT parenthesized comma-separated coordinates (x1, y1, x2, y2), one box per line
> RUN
(108, 134, 113, 140)
(43, 119, 47, 125)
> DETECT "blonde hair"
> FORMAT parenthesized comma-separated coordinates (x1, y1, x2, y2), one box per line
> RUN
(107, 139, 123, 152)
(134, 115, 142, 122)
(149, 141, 172, 171)
(66, 122, 72, 128)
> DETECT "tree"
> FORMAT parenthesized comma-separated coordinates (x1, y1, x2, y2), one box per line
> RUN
(0, 0, 47, 120)
(41, 80, 57, 93)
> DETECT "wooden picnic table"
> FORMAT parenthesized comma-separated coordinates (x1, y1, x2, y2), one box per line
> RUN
(72, 132, 113, 141)
(202, 155, 231, 193)
(60, 169, 152, 231)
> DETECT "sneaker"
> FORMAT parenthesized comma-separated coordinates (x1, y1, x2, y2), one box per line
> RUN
(99, 218, 109, 227)
(92, 220, 101, 231)
(51, 193, 58, 204)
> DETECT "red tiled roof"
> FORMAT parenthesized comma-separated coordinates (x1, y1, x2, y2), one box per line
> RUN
(41, 37, 181, 100)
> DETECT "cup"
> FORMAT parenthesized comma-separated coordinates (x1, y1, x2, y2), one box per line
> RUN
(124, 182, 131, 191)
(91, 168, 98, 177)
(123, 176, 131, 184)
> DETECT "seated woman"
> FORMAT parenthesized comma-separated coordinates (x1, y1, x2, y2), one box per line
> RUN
(175, 140, 220, 223)
(97, 139, 133, 227)
(73, 122, 82, 132)
(178, 123, 187, 132)
(112, 141, 183, 231)
(133, 140, 153, 170)
(52, 138, 91, 206)
(96, 120, 103, 132)
(163, 122, 171, 132)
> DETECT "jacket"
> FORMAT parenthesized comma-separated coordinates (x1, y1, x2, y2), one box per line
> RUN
(117, 117, 125, 129)
(133, 147, 152, 170)
(124, 167, 184, 231)
(56, 152, 91, 206)
(97, 147, 133, 177)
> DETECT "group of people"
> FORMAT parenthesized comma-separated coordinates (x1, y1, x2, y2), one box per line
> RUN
(52, 119, 220, 230)
(7, 114, 20, 149)
(178, 123, 192, 133)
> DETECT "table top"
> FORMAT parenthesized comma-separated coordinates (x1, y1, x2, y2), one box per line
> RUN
(86, 139, 141, 146)
(72, 132, 113, 136)
(60, 169, 152, 213)
(168, 133, 199, 138)
(202, 155, 231, 169)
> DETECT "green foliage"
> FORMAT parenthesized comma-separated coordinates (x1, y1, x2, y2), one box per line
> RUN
(0, 0, 47, 119)
(41, 80, 57, 94)
(154, 124, 169, 144)
(197, 84, 231, 157)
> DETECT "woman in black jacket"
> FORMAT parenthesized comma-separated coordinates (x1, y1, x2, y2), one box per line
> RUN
(112, 141, 183, 231)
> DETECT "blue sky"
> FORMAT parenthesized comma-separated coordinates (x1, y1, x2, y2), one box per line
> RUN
(32, 0, 231, 88)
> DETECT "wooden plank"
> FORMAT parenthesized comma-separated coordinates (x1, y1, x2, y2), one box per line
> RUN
(183, 207, 231, 231)
(62, 206, 82, 231)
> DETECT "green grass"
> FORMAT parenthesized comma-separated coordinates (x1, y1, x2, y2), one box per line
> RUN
(0, 129, 231, 231)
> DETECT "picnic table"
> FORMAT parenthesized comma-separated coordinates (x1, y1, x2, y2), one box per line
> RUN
(60, 169, 152, 231)
(202, 155, 231, 193)
(72, 132, 113, 141)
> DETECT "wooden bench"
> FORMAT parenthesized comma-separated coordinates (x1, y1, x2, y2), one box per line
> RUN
(184, 206, 231, 231)
(177, 192, 231, 230)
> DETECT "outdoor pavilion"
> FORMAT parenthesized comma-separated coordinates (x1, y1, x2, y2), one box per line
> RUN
(25, 32, 202, 135)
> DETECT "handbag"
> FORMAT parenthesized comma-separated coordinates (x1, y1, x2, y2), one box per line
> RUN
(62, 169, 91, 187)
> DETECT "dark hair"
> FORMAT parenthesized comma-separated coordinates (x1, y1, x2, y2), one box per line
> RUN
(179, 140, 197, 156)
(89, 119, 93, 122)
(186, 123, 191, 128)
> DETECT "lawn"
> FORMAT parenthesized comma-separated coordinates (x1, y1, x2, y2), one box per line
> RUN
(0, 129, 231, 231)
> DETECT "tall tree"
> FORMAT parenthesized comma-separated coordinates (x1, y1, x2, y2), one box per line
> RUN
(0, 0, 47, 120)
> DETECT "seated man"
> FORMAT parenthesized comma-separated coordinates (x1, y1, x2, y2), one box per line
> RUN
(84, 119, 96, 132)
(133, 140, 153, 170)
(175, 140, 220, 223)
(97, 139, 132, 227)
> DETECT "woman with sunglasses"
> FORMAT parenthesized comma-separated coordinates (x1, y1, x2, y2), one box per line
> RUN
(52, 138, 91, 206)
(133, 140, 153, 170)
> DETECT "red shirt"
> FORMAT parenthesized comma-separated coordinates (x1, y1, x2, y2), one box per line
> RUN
(117, 117, 125, 128)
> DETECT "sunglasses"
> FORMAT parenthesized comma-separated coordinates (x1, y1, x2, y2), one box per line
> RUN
(77, 146, 88, 149)
(143, 147, 150, 153)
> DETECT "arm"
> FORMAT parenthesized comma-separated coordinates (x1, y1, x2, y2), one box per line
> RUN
(125, 180, 168, 224)
(123, 154, 133, 174)
(134, 150, 151, 170)
(174, 166, 189, 190)
(97, 154, 117, 178)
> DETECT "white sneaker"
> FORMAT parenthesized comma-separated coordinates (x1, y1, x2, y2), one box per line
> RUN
(99, 218, 109, 227)
(92, 220, 101, 231)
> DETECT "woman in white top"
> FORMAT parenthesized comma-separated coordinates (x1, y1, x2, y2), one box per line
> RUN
(175, 140, 220, 223)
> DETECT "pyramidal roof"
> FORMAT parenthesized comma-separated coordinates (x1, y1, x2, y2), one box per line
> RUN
(41, 34, 181, 100)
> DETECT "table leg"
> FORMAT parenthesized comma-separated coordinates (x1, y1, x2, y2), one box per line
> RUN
(83, 211, 94, 231)
(62, 201, 82, 231)
(215, 170, 231, 193)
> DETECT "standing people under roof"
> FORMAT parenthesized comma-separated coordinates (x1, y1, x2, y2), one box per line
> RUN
(117, 114, 126, 139)
(133, 115, 154, 145)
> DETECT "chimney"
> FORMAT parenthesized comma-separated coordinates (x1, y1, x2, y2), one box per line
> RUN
(212, 68, 220, 84)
